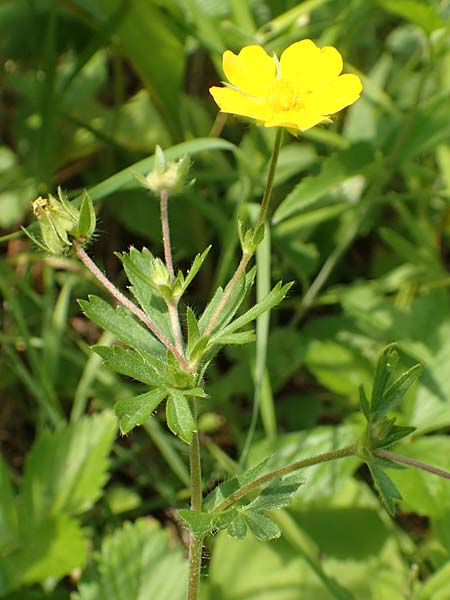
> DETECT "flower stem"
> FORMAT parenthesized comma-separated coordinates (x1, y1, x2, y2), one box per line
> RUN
(159, 189, 184, 354)
(256, 127, 283, 231)
(203, 128, 283, 336)
(374, 449, 450, 480)
(74, 243, 192, 371)
(160, 189, 175, 281)
(187, 399, 204, 600)
(212, 444, 357, 513)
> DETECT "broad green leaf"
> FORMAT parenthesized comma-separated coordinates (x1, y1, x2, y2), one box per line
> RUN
(204, 457, 272, 512)
(74, 519, 187, 600)
(273, 143, 374, 224)
(243, 510, 281, 541)
(244, 474, 303, 512)
(166, 391, 195, 444)
(79, 295, 162, 355)
(94, 345, 166, 386)
(0, 455, 17, 548)
(377, 0, 443, 34)
(21, 411, 116, 521)
(114, 388, 167, 434)
(210, 282, 292, 343)
(367, 464, 402, 516)
(0, 514, 86, 595)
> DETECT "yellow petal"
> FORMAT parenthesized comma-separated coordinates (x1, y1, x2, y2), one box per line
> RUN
(264, 109, 326, 131)
(209, 86, 272, 121)
(280, 39, 343, 92)
(222, 45, 276, 96)
(304, 74, 363, 115)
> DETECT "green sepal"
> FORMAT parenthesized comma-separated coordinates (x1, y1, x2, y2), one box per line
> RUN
(77, 192, 96, 240)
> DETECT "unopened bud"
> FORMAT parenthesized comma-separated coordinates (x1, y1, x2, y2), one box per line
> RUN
(31, 188, 96, 255)
(139, 146, 192, 195)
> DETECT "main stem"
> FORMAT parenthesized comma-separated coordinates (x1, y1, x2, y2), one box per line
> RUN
(75, 243, 191, 371)
(160, 188, 184, 354)
(188, 399, 203, 600)
(204, 128, 283, 336)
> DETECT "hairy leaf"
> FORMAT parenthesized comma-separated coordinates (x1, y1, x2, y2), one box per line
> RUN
(115, 389, 167, 434)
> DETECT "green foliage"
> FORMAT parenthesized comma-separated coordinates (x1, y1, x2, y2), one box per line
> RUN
(0, 412, 116, 595)
(3, 0, 450, 598)
(74, 519, 188, 600)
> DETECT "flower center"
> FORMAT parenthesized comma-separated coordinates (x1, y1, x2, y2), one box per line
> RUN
(268, 78, 302, 112)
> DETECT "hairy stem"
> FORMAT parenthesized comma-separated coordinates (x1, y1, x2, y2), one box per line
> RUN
(159, 188, 184, 354)
(204, 128, 283, 336)
(75, 243, 191, 371)
(213, 444, 357, 513)
(374, 449, 450, 480)
(187, 399, 204, 600)
(160, 189, 175, 281)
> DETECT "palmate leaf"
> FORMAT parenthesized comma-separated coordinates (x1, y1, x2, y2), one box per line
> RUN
(20, 411, 117, 521)
(180, 458, 303, 542)
(79, 295, 163, 355)
(74, 519, 188, 600)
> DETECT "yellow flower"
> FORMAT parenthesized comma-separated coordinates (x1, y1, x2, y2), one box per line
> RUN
(209, 39, 362, 131)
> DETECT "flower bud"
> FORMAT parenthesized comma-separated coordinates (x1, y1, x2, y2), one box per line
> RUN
(139, 146, 191, 195)
(31, 188, 96, 255)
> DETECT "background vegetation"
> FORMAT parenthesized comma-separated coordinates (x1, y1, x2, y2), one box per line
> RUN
(1, 0, 450, 598)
